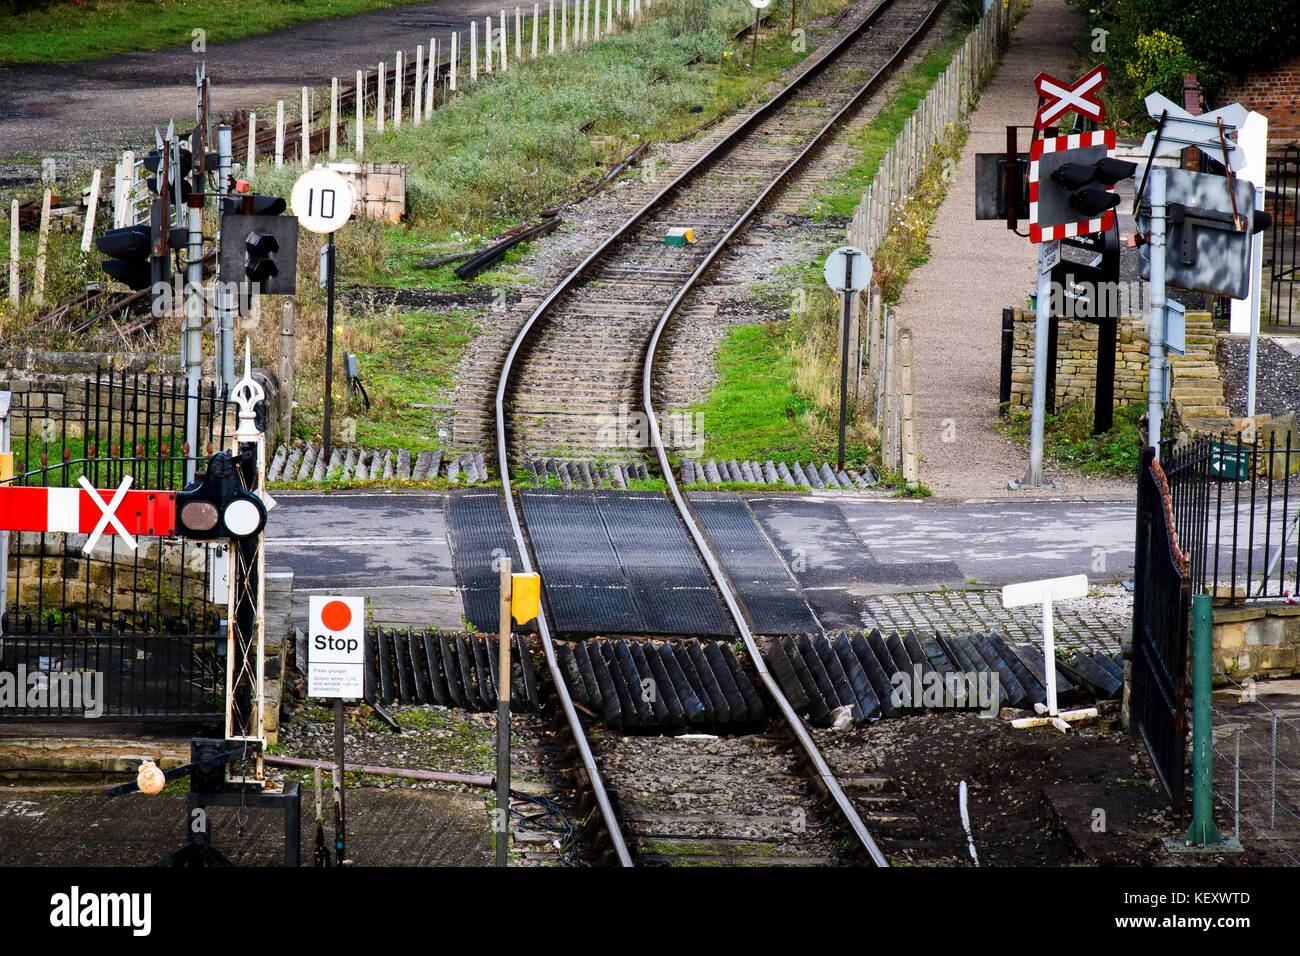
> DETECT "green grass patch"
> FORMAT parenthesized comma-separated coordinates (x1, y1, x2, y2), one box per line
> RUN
(692, 321, 873, 465)
(998, 401, 1142, 478)
(289, 305, 477, 450)
(0, 0, 438, 64)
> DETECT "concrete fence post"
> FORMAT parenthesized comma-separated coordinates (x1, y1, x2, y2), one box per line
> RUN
(356, 71, 365, 156)
(549, 0, 556, 53)
(247, 111, 258, 177)
(414, 46, 423, 126)
(329, 78, 339, 158)
(7, 199, 18, 306)
(32, 188, 51, 308)
(275, 101, 286, 167)
(394, 50, 403, 127)
(500, 10, 508, 72)
(532, 4, 539, 57)
(561, 0, 568, 49)
(899, 329, 917, 484)
(80, 168, 101, 254)
(301, 86, 311, 165)
(516, 7, 523, 59)
(484, 18, 493, 73)
(451, 33, 459, 91)
(278, 299, 297, 442)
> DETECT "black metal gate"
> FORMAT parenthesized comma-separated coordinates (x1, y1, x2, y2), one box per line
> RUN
(1130, 445, 1192, 812)
(1, 369, 231, 721)
(1267, 145, 1298, 328)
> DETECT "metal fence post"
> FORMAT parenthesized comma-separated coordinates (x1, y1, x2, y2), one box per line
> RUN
(1270, 711, 1278, 829)
(1234, 725, 1242, 840)
(1180, 593, 1224, 846)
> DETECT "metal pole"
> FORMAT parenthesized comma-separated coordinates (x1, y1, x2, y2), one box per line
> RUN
(838, 250, 855, 471)
(1182, 593, 1224, 845)
(751, 7, 758, 69)
(323, 233, 336, 465)
(1147, 167, 1168, 456)
(1270, 711, 1278, 829)
(216, 125, 236, 393)
(1234, 725, 1241, 840)
(184, 198, 204, 483)
(333, 698, 347, 865)
(496, 558, 513, 867)
(1024, 244, 1051, 485)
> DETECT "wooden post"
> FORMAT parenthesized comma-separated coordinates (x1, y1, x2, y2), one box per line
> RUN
(300, 86, 310, 166)
(495, 558, 513, 868)
(7, 199, 18, 306)
(414, 46, 423, 126)
(80, 168, 101, 254)
(329, 78, 339, 158)
(275, 101, 285, 168)
(532, 4, 539, 57)
(355, 70, 365, 156)
(278, 299, 296, 441)
(394, 50, 403, 128)
(247, 111, 257, 177)
(33, 188, 50, 308)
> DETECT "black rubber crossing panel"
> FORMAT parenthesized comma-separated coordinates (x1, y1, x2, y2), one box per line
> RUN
(363, 628, 542, 712)
(970, 633, 1026, 708)
(572, 640, 603, 712)
(982, 631, 1045, 706)
(446, 491, 524, 633)
(596, 492, 733, 636)
(690, 493, 819, 635)
(656, 642, 707, 723)
(782, 635, 831, 724)
(670, 643, 715, 724)
(762, 637, 810, 712)
(637, 641, 687, 725)
(519, 491, 641, 634)
(1059, 650, 1123, 700)
(833, 632, 880, 720)
(847, 632, 899, 717)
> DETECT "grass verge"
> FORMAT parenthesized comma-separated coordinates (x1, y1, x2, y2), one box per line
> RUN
(998, 400, 1142, 478)
(0, 0, 435, 64)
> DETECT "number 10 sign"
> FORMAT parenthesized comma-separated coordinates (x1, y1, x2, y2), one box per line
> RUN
(290, 167, 356, 235)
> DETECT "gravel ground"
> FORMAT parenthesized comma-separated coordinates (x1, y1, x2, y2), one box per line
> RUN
(1218, 336, 1300, 420)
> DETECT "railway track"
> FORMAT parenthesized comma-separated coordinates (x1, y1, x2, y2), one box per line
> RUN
(494, 0, 949, 866)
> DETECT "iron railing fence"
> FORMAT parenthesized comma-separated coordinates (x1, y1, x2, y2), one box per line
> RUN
(1163, 431, 1300, 605)
(1266, 145, 1298, 328)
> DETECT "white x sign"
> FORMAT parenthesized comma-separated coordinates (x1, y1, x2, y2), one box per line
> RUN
(79, 474, 137, 555)
(1142, 92, 1248, 171)
(1034, 65, 1107, 130)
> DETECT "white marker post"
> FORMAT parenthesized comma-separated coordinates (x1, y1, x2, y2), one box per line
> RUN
(247, 111, 257, 177)
(80, 168, 101, 254)
(275, 101, 285, 168)
(378, 62, 386, 132)
(1231, 112, 1268, 417)
(1002, 574, 1095, 731)
(355, 70, 365, 156)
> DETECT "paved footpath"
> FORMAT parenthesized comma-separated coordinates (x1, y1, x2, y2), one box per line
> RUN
(0, 0, 505, 161)
(892, 0, 1133, 500)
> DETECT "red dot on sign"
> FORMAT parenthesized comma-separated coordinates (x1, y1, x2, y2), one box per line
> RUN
(320, 600, 352, 632)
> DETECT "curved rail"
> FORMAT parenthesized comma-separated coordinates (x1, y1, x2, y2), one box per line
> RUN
(495, 0, 946, 866)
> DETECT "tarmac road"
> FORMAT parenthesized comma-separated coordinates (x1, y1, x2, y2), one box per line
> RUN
(0, 0, 508, 162)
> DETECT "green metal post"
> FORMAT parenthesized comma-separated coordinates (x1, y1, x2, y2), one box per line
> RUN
(1182, 593, 1223, 846)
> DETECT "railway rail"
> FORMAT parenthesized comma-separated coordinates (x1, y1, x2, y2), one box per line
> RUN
(493, 0, 949, 865)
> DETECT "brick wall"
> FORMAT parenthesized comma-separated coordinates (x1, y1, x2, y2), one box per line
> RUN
(1008, 308, 1150, 410)
(1220, 53, 1300, 146)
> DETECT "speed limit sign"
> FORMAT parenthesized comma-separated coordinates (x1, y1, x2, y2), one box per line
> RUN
(290, 167, 355, 234)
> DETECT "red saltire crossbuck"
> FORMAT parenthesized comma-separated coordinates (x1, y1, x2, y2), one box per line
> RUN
(1033, 65, 1107, 131)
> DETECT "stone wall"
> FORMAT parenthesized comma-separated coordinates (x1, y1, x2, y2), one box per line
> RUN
(1214, 604, 1300, 681)
(1008, 308, 1150, 410)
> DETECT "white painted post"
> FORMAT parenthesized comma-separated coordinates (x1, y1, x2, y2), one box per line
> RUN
(33, 188, 50, 307)
(561, 0, 568, 49)
(300, 86, 310, 166)
(582, 0, 589, 42)
(275, 101, 286, 168)
(470, 22, 478, 80)
(414, 46, 423, 125)
(451, 32, 459, 90)
(550, 0, 556, 53)
(246, 111, 257, 177)
(1232, 111, 1269, 416)
(80, 168, 101, 254)
(593, 0, 600, 40)
(111, 161, 124, 229)
(394, 50, 403, 128)
(378, 61, 386, 132)
(500, 10, 508, 72)
(516, 7, 523, 59)
(1001, 574, 1088, 718)
(329, 77, 339, 158)
(356, 70, 365, 156)
(606, 0, 611, 34)
(428, 39, 437, 113)
(7, 199, 18, 306)
(532, 4, 539, 57)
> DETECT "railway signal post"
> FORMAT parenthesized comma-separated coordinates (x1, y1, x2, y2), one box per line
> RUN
(291, 167, 356, 467)
(822, 245, 870, 471)
(495, 563, 541, 866)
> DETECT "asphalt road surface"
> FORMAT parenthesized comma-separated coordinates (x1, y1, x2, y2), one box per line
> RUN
(265, 490, 1137, 630)
(0, 0, 508, 161)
